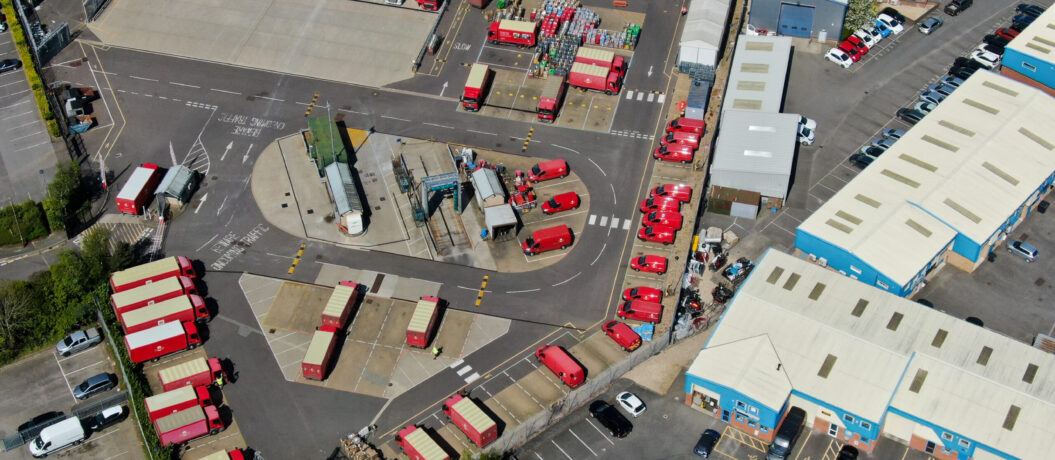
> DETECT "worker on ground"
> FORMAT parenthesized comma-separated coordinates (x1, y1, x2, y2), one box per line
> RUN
(432, 346, 441, 360)
(215, 373, 225, 388)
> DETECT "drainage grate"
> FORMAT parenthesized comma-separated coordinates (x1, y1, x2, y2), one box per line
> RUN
(1036, 278, 1046, 287)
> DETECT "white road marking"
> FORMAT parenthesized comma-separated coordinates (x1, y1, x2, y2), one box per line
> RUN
(589, 215, 597, 225)
(550, 144, 580, 155)
(586, 419, 615, 445)
(468, 129, 497, 135)
(587, 157, 606, 177)
(657, 94, 666, 104)
(339, 108, 366, 115)
(54, 354, 75, 399)
(625, 90, 634, 99)
(210, 88, 241, 95)
(551, 440, 573, 460)
(610, 217, 620, 229)
(257, 96, 284, 102)
(424, 122, 454, 129)
(130, 75, 158, 82)
(623, 219, 631, 230)
(14, 141, 49, 152)
(647, 93, 655, 102)
(552, 271, 581, 286)
(464, 372, 480, 383)
(381, 115, 410, 122)
(457, 365, 472, 376)
(569, 429, 598, 456)
(169, 81, 199, 88)
(610, 183, 617, 205)
(599, 216, 609, 227)
(506, 288, 541, 293)
(590, 243, 606, 266)
(450, 359, 465, 369)
(636, 92, 644, 101)
(2, 110, 33, 120)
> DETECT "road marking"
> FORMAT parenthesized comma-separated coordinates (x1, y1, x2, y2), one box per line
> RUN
(568, 429, 597, 456)
(587, 157, 606, 177)
(2, 110, 33, 120)
(381, 115, 410, 122)
(585, 419, 615, 445)
(457, 365, 472, 376)
(636, 92, 644, 101)
(623, 220, 631, 230)
(647, 93, 655, 102)
(552, 271, 581, 287)
(169, 81, 199, 88)
(464, 372, 481, 383)
(130, 75, 158, 82)
(506, 288, 541, 293)
(550, 143, 580, 155)
(424, 122, 454, 129)
(339, 108, 366, 115)
(257, 96, 284, 102)
(7, 120, 38, 130)
(14, 141, 49, 152)
(210, 88, 241, 95)
(599, 216, 609, 227)
(288, 242, 306, 274)
(610, 217, 620, 229)
(625, 90, 634, 99)
(611, 183, 617, 205)
(468, 129, 497, 135)
(590, 243, 607, 266)
(9, 131, 42, 141)
(589, 215, 597, 225)
(657, 94, 666, 104)
(450, 359, 465, 369)
(54, 354, 75, 399)
(551, 440, 573, 460)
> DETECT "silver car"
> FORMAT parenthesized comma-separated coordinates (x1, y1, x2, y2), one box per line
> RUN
(918, 17, 944, 34)
(1007, 240, 1038, 262)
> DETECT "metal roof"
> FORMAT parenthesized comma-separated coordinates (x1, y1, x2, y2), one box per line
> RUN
(570, 62, 608, 78)
(466, 63, 489, 88)
(408, 298, 438, 334)
(303, 329, 335, 366)
(576, 47, 615, 64)
(500, 19, 536, 34)
(158, 357, 208, 383)
(1006, 7, 1055, 65)
(710, 111, 798, 198)
(111, 257, 181, 287)
(145, 385, 196, 412)
(111, 276, 187, 308)
(698, 248, 1055, 451)
(679, 0, 732, 66)
(155, 165, 197, 202)
(797, 72, 1055, 285)
(403, 427, 447, 460)
(323, 284, 356, 319)
(484, 203, 517, 230)
(687, 335, 793, 411)
(155, 405, 205, 433)
(125, 321, 183, 349)
(451, 396, 496, 435)
(117, 164, 159, 201)
(471, 168, 505, 202)
(325, 162, 363, 216)
(121, 295, 194, 329)
(722, 35, 792, 114)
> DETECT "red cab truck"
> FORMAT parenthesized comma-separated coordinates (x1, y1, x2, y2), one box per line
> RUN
(322, 281, 361, 331)
(110, 256, 197, 292)
(119, 294, 209, 333)
(116, 163, 163, 215)
(522, 224, 573, 255)
(535, 345, 585, 388)
(462, 63, 491, 112)
(144, 385, 212, 422)
(155, 405, 224, 446)
(302, 326, 338, 381)
(158, 357, 225, 391)
(574, 47, 626, 78)
(199, 450, 246, 460)
(395, 425, 449, 460)
(568, 62, 622, 95)
(406, 296, 441, 348)
(111, 275, 197, 316)
(537, 75, 567, 122)
(125, 321, 202, 363)
(443, 394, 498, 448)
(487, 19, 538, 47)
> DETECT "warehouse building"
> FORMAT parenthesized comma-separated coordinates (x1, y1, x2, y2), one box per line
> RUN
(678, 0, 733, 81)
(721, 35, 791, 114)
(709, 111, 798, 212)
(685, 249, 1055, 458)
(1000, 8, 1055, 97)
(748, 0, 847, 40)
(795, 72, 1055, 296)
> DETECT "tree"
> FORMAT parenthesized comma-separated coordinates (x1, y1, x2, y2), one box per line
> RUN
(80, 228, 112, 284)
(42, 162, 84, 231)
(110, 242, 138, 273)
(0, 281, 36, 356)
(843, 0, 877, 39)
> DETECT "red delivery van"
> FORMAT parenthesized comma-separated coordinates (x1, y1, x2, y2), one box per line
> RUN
(642, 211, 683, 230)
(639, 196, 682, 213)
(158, 357, 225, 391)
(321, 281, 360, 330)
(527, 159, 568, 182)
(650, 184, 692, 203)
(302, 327, 338, 381)
(653, 143, 695, 163)
(144, 385, 211, 422)
(199, 450, 246, 460)
(522, 224, 573, 255)
(119, 294, 209, 333)
(666, 117, 705, 135)
(110, 256, 197, 292)
(155, 405, 224, 446)
(618, 300, 663, 323)
(602, 320, 642, 351)
(124, 321, 202, 363)
(406, 296, 441, 348)
(660, 130, 700, 149)
(115, 163, 163, 215)
(395, 425, 450, 460)
(443, 394, 498, 448)
(535, 345, 585, 388)
(111, 276, 197, 316)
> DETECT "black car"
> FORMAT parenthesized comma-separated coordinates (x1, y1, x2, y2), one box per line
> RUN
(694, 429, 721, 457)
(848, 153, 875, 169)
(589, 400, 632, 438)
(880, 7, 907, 23)
(16, 411, 65, 433)
(983, 34, 1011, 48)
(897, 108, 926, 125)
(1013, 13, 1037, 26)
(944, 0, 972, 16)
(948, 64, 981, 80)
(953, 57, 986, 70)
(73, 372, 117, 400)
(966, 316, 984, 327)
(836, 445, 859, 460)
(916, 298, 936, 309)
(979, 43, 1005, 56)
(0, 59, 21, 74)
(86, 405, 125, 432)
(1017, 3, 1045, 17)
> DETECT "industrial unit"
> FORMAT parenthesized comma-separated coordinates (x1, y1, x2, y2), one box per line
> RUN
(709, 111, 798, 213)
(1000, 8, 1055, 97)
(685, 249, 1055, 459)
(677, 0, 733, 81)
(796, 72, 1055, 296)
(721, 35, 791, 115)
(748, 0, 847, 40)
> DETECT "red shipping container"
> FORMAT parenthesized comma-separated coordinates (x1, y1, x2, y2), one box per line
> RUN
(110, 256, 197, 292)
(158, 357, 225, 392)
(124, 321, 202, 363)
(395, 425, 449, 460)
(406, 296, 440, 348)
(111, 275, 197, 316)
(155, 405, 224, 446)
(321, 281, 360, 330)
(115, 163, 163, 215)
(119, 294, 208, 333)
(144, 385, 211, 422)
(443, 394, 498, 447)
(302, 327, 338, 380)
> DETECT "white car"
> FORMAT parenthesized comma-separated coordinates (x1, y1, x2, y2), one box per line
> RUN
(853, 29, 877, 48)
(878, 13, 904, 34)
(825, 48, 852, 68)
(970, 49, 1001, 69)
(616, 392, 646, 417)
(798, 123, 815, 145)
(799, 115, 817, 132)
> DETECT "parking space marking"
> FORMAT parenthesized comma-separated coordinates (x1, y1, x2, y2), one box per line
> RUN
(551, 439, 574, 460)
(62, 359, 106, 377)
(721, 425, 767, 453)
(101, 450, 129, 460)
(585, 419, 615, 445)
(568, 428, 597, 456)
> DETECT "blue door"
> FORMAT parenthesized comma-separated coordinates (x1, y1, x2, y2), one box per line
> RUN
(778, 4, 815, 38)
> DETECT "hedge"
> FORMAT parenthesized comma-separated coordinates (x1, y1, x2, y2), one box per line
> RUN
(1, 0, 60, 137)
(0, 200, 49, 245)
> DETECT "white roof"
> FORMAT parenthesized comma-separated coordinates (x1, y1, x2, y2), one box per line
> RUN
(144, 385, 196, 412)
(158, 357, 208, 383)
(125, 321, 183, 349)
(797, 72, 1055, 285)
(695, 248, 1055, 450)
(679, 0, 732, 65)
(117, 164, 158, 201)
(408, 298, 438, 333)
(111, 276, 187, 308)
(303, 329, 335, 366)
(687, 335, 793, 411)
(325, 162, 363, 215)
(471, 168, 505, 201)
(1006, 7, 1055, 65)
(323, 284, 356, 319)
(484, 204, 517, 229)
(121, 295, 194, 329)
(711, 111, 798, 189)
(451, 396, 496, 435)
(723, 35, 792, 114)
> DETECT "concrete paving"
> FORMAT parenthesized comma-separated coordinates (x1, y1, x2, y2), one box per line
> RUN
(88, 0, 433, 88)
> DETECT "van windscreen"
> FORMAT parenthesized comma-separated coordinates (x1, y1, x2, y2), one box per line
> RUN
(531, 165, 542, 176)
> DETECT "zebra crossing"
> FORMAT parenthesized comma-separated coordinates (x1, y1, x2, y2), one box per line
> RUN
(450, 359, 481, 384)
(624, 90, 666, 104)
(588, 214, 632, 231)
(72, 220, 156, 249)
(609, 129, 654, 140)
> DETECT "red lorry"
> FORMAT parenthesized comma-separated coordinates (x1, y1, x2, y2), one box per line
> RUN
(110, 256, 197, 292)
(111, 275, 197, 316)
(568, 62, 623, 95)
(200, 450, 247, 460)
(537, 75, 567, 122)
(158, 357, 226, 391)
(443, 394, 498, 448)
(155, 404, 225, 446)
(574, 47, 626, 78)
(302, 326, 338, 381)
(124, 321, 203, 363)
(406, 296, 441, 347)
(322, 281, 361, 331)
(115, 163, 163, 215)
(487, 19, 538, 47)
(120, 294, 209, 333)
(462, 63, 492, 112)
(144, 385, 212, 422)
(395, 425, 449, 460)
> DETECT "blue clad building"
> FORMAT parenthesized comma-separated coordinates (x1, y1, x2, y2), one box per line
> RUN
(1000, 7, 1055, 97)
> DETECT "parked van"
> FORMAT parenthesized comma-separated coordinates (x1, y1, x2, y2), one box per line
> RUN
(651, 183, 692, 203)
(666, 117, 705, 135)
(522, 224, 573, 255)
(617, 300, 663, 323)
(535, 345, 585, 387)
(28, 417, 85, 458)
(527, 159, 569, 182)
(660, 130, 700, 149)
(653, 143, 695, 163)
(602, 320, 641, 351)
(640, 196, 682, 213)
(766, 406, 806, 460)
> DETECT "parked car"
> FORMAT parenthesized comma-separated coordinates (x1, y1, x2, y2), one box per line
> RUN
(983, 34, 1011, 48)
(938, 75, 965, 88)
(825, 48, 853, 68)
(977, 42, 1005, 56)
(622, 286, 663, 303)
(602, 320, 642, 351)
(859, 145, 886, 159)
(915, 101, 937, 115)
(637, 225, 676, 245)
(897, 108, 927, 125)
(694, 429, 722, 458)
(873, 19, 893, 38)
(541, 191, 580, 214)
(1017, 3, 1045, 18)
(1008, 240, 1038, 262)
(882, 128, 906, 140)
(919, 90, 948, 105)
(877, 13, 903, 34)
(836, 445, 859, 460)
(918, 17, 944, 34)
(880, 7, 907, 23)
(589, 400, 632, 438)
(996, 27, 1020, 41)
(86, 406, 125, 432)
(630, 255, 667, 274)
(948, 64, 980, 80)
(860, 26, 884, 43)
(944, 0, 972, 15)
(17, 412, 65, 433)
(846, 35, 869, 54)
(1012, 13, 1037, 27)
(838, 41, 863, 62)
(953, 56, 986, 71)
(642, 210, 682, 229)
(871, 137, 897, 150)
(73, 373, 117, 400)
(616, 392, 646, 417)
(55, 328, 102, 357)
(853, 29, 878, 48)
(0, 59, 21, 74)
(848, 153, 875, 169)
(926, 83, 957, 96)
(970, 49, 1000, 69)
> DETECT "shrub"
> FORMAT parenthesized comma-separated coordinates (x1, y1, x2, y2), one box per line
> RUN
(0, 200, 49, 246)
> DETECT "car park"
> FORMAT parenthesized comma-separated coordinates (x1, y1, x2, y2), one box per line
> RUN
(859, 145, 886, 159)
(897, 108, 926, 125)
(915, 100, 937, 115)
(0, 58, 21, 74)
(918, 17, 943, 34)
(1017, 3, 1045, 17)
(919, 90, 947, 105)
(848, 153, 874, 169)
(73, 373, 117, 400)
(852, 29, 877, 48)
(693, 429, 721, 458)
(86, 405, 125, 432)
(825, 48, 853, 68)
(17, 411, 66, 433)
(882, 128, 906, 140)
(616, 392, 646, 417)
(630, 255, 667, 274)
(870, 137, 897, 150)
(588, 400, 632, 438)
(650, 183, 692, 202)
(541, 191, 580, 214)
(970, 49, 1000, 69)
(983, 34, 1011, 48)
(527, 159, 569, 182)
(877, 14, 903, 34)
(1007, 240, 1038, 262)
(926, 83, 957, 96)
(637, 225, 676, 245)
(622, 286, 662, 303)
(944, 0, 972, 15)
(996, 27, 1019, 41)
(642, 210, 682, 230)
(837, 41, 863, 62)
(602, 320, 642, 351)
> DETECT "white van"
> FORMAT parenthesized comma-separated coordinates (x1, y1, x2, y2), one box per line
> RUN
(28, 417, 84, 458)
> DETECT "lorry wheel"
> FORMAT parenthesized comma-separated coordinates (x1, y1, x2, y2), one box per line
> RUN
(73, 440, 82, 445)
(188, 343, 198, 349)
(491, 40, 500, 45)
(605, 90, 612, 95)
(210, 429, 220, 435)
(561, 244, 569, 249)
